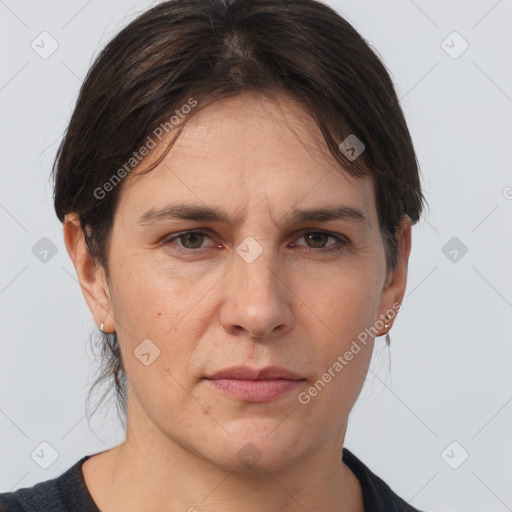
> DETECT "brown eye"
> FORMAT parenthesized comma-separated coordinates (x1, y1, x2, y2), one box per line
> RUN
(162, 231, 216, 253)
(178, 232, 205, 249)
(291, 231, 347, 253)
(303, 232, 329, 248)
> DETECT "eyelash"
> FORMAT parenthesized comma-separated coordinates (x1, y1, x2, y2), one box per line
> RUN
(161, 230, 348, 255)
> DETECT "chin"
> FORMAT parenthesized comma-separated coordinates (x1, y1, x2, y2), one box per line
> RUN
(202, 424, 312, 473)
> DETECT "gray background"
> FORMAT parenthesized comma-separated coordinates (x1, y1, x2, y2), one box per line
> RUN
(1, 1, 511, 511)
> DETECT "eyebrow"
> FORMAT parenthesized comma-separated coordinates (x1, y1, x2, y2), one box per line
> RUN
(136, 203, 371, 229)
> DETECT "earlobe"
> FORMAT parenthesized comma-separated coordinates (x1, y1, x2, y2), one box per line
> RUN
(63, 213, 113, 331)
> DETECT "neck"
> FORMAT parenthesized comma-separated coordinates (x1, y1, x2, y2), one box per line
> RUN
(82, 396, 363, 512)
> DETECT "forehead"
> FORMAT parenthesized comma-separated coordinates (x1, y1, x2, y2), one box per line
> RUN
(119, 92, 377, 228)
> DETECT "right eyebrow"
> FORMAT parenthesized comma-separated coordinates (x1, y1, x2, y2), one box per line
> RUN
(136, 204, 241, 226)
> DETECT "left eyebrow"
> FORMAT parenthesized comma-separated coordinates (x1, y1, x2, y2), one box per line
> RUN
(283, 205, 371, 230)
(135, 203, 371, 230)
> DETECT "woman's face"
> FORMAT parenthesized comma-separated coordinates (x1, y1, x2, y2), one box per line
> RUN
(73, 92, 410, 472)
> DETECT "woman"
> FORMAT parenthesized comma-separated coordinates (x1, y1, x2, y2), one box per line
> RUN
(0, 0, 426, 510)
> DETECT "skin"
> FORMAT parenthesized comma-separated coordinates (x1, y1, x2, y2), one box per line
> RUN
(64, 92, 411, 512)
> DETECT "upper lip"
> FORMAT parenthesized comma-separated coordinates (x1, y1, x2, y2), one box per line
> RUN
(204, 366, 304, 381)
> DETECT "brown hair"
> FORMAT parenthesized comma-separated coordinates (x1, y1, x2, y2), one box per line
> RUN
(52, 0, 425, 423)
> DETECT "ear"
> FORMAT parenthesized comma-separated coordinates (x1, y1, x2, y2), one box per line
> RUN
(63, 213, 114, 333)
(376, 214, 412, 334)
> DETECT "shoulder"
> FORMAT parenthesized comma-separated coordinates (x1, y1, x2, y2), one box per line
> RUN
(0, 456, 98, 512)
(0, 474, 64, 512)
(342, 447, 425, 512)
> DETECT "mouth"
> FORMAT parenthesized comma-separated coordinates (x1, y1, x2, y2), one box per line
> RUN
(203, 366, 306, 402)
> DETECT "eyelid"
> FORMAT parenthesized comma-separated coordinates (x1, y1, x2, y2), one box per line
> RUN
(293, 228, 347, 240)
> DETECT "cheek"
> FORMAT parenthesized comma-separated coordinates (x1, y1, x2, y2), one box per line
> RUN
(110, 261, 223, 398)
(297, 295, 375, 433)
(294, 260, 382, 340)
(293, 266, 380, 403)
(110, 258, 197, 337)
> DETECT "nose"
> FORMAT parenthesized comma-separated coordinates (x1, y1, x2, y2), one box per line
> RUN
(219, 245, 294, 340)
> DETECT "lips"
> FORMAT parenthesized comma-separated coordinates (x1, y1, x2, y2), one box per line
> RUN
(203, 366, 305, 402)
(204, 365, 303, 381)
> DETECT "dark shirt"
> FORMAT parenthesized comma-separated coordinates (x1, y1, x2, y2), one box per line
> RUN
(0, 447, 423, 511)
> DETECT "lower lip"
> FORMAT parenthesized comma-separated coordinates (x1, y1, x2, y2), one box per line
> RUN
(204, 378, 304, 402)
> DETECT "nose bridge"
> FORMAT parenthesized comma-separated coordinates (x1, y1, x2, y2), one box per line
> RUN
(237, 239, 277, 294)
(234, 237, 280, 307)
(221, 236, 293, 338)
